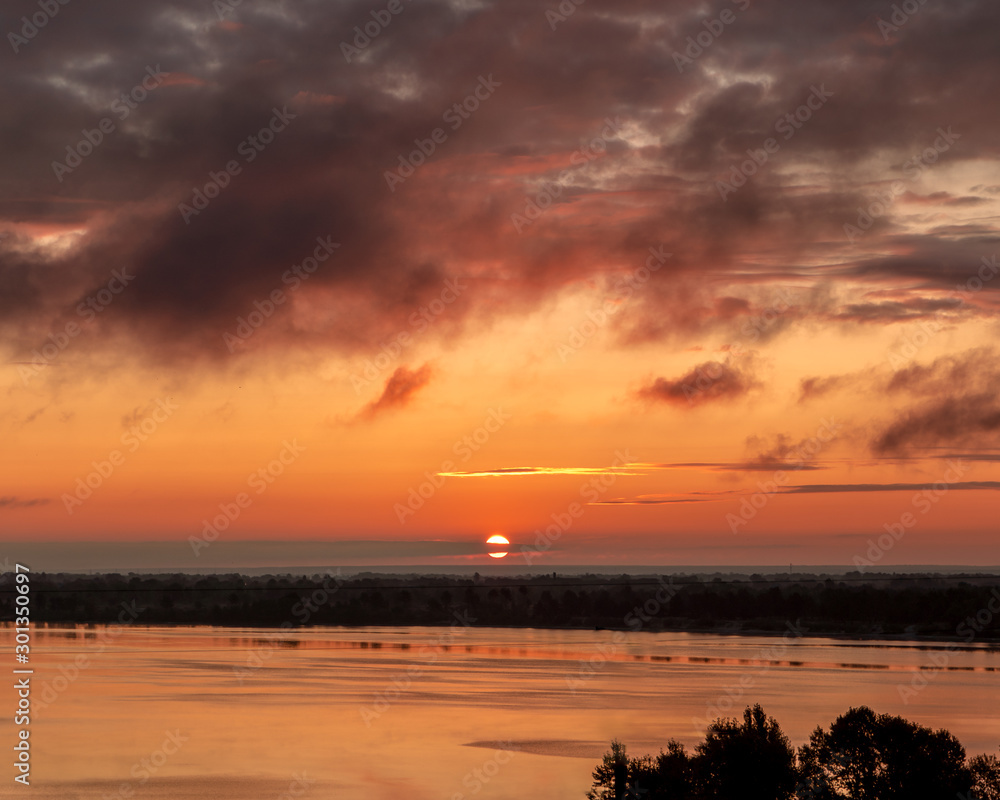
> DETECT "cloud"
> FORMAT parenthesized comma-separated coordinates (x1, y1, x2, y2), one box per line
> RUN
(743, 430, 839, 469)
(588, 480, 1000, 505)
(778, 481, 1000, 494)
(884, 348, 997, 396)
(869, 348, 1000, 452)
(0, 496, 50, 509)
(358, 364, 433, 421)
(638, 353, 760, 407)
(830, 297, 963, 324)
(589, 496, 716, 505)
(798, 375, 848, 402)
(0, 539, 509, 570)
(2, 0, 999, 373)
(937, 453, 1000, 462)
(631, 461, 825, 473)
(873, 395, 1000, 454)
(438, 466, 645, 477)
(792, 349, 1000, 454)
(439, 460, 822, 478)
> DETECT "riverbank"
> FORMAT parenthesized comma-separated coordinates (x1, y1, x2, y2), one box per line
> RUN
(4, 570, 999, 644)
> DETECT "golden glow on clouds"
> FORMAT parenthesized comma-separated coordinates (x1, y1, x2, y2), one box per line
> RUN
(437, 467, 646, 478)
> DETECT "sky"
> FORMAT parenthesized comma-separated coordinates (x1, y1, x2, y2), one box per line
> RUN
(2, 0, 1000, 568)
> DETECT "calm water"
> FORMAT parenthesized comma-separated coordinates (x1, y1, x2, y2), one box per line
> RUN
(5, 625, 999, 799)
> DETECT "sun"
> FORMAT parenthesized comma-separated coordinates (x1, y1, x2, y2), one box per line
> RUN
(486, 534, 509, 559)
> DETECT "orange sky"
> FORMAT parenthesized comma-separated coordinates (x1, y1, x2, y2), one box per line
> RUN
(2, 0, 1000, 568)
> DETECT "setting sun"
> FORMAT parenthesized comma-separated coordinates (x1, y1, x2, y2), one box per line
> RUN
(486, 534, 509, 559)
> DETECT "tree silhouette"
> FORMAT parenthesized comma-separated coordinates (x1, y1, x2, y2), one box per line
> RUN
(652, 741, 695, 799)
(969, 754, 1000, 800)
(797, 706, 972, 800)
(588, 739, 631, 800)
(694, 704, 798, 800)
(630, 741, 695, 800)
(589, 706, 992, 800)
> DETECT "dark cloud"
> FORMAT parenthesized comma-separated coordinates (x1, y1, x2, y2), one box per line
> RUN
(0, 539, 500, 570)
(358, 363, 432, 420)
(791, 349, 1000, 454)
(743, 428, 840, 469)
(831, 297, 963, 323)
(594, 480, 1000, 505)
(799, 375, 847, 402)
(638, 354, 760, 406)
(779, 481, 1000, 494)
(869, 348, 1000, 452)
(1, 0, 999, 370)
(642, 461, 825, 473)
(873, 395, 1000, 454)
(0, 496, 50, 508)
(884, 348, 997, 396)
(937, 453, 1000, 462)
(589, 496, 715, 505)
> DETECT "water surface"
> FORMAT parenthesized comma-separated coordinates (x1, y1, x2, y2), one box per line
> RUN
(6, 625, 998, 799)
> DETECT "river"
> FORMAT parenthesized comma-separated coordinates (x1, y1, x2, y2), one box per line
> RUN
(7, 624, 998, 799)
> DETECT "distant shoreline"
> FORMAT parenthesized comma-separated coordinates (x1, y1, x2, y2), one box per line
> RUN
(4, 570, 998, 645)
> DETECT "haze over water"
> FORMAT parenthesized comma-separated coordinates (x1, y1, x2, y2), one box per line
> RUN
(9, 624, 998, 800)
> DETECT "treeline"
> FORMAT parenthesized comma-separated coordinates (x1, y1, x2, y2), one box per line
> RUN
(588, 704, 1000, 800)
(2, 572, 999, 640)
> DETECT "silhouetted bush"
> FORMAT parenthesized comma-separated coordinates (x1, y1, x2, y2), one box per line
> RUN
(589, 705, 995, 800)
(798, 706, 971, 800)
